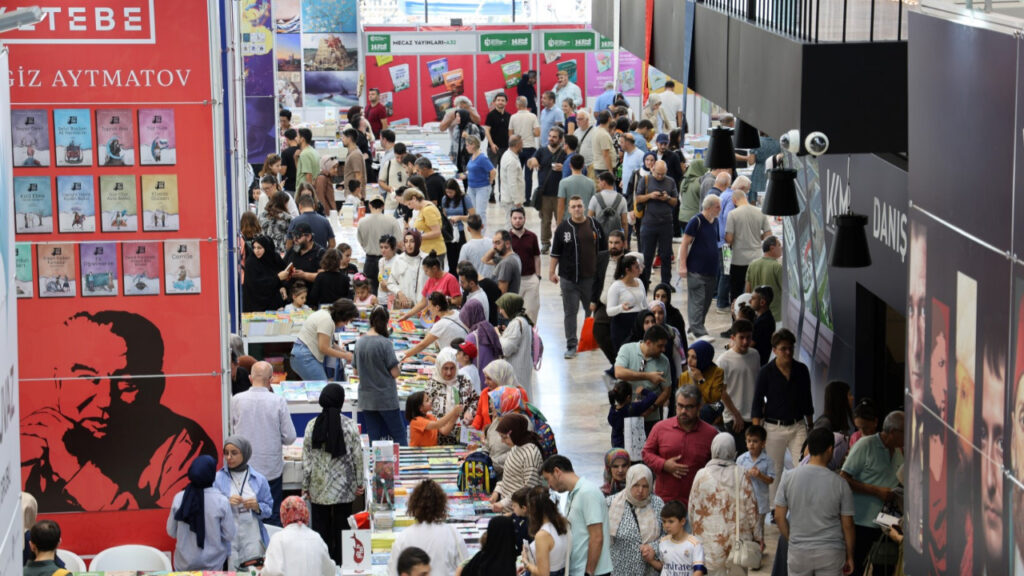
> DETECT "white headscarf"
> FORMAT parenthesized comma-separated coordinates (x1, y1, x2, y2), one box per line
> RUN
(431, 348, 459, 386)
(483, 359, 519, 389)
(710, 432, 737, 466)
(608, 464, 660, 544)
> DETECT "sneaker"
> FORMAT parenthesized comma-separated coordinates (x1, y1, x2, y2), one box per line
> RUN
(720, 329, 733, 338)
(541, 246, 550, 255)
(714, 306, 732, 315)
(653, 256, 662, 268)
(698, 334, 716, 343)
(564, 349, 577, 359)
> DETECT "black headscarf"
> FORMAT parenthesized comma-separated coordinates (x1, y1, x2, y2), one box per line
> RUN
(654, 282, 687, 339)
(174, 455, 218, 548)
(461, 516, 519, 576)
(242, 235, 285, 312)
(311, 383, 348, 458)
(628, 310, 656, 343)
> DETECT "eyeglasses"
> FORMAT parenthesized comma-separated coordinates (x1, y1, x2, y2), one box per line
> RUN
(677, 403, 699, 411)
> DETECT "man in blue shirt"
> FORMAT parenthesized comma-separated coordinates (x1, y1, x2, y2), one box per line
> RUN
(562, 133, 588, 178)
(678, 194, 722, 338)
(593, 81, 617, 115)
(538, 91, 565, 149)
(541, 455, 614, 576)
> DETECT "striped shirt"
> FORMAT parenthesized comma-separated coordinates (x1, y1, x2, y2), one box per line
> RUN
(493, 443, 543, 508)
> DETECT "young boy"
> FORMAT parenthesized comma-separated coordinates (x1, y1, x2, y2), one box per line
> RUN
(455, 340, 481, 392)
(397, 546, 431, 576)
(24, 520, 67, 576)
(736, 424, 775, 519)
(641, 500, 706, 576)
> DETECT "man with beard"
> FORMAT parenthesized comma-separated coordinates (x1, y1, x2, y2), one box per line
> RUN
(550, 196, 607, 359)
(483, 230, 522, 295)
(979, 326, 1006, 575)
(366, 88, 389, 135)
(527, 127, 567, 253)
(591, 230, 626, 363)
(21, 311, 216, 511)
(283, 222, 326, 286)
(508, 207, 541, 321)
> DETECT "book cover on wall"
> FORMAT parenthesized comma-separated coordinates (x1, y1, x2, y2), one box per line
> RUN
(13, 176, 53, 234)
(379, 91, 394, 116)
(431, 91, 455, 122)
(138, 108, 177, 165)
(122, 241, 161, 296)
(99, 175, 138, 232)
(544, 52, 561, 64)
(443, 69, 465, 95)
(647, 66, 668, 92)
(484, 88, 505, 109)
(594, 51, 612, 73)
(426, 58, 449, 87)
(488, 53, 505, 64)
(11, 109, 50, 167)
(141, 174, 180, 231)
(164, 239, 201, 294)
(37, 243, 76, 298)
(53, 108, 93, 167)
(56, 175, 96, 233)
(389, 64, 410, 92)
(375, 54, 393, 67)
(14, 243, 32, 299)
(618, 68, 636, 93)
(556, 60, 578, 83)
(79, 242, 118, 296)
(501, 60, 522, 88)
(96, 108, 135, 166)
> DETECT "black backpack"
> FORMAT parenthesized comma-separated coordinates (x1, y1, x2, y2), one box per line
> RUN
(594, 192, 624, 235)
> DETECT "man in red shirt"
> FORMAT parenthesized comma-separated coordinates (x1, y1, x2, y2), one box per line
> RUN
(507, 207, 541, 322)
(642, 384, 718, 506)
(366, 88, 389, 136)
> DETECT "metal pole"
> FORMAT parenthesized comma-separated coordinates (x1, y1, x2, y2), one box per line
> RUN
(613, 0, 621, 94)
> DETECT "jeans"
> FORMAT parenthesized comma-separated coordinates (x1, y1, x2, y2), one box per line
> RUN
(311, 501, 354, 565)
(361, 409, 408, 445)
(640, 222, 674, 286)
(716, 250, 731, 309)
(363, 254, 381, 295)
(445, 239, 465, 273)
(468, 186, 492, 230)
(291, 340, 327, 380)
(520, 147, 536, 193)
(764, 421, 808, 506)
(267, 476, 283, 526)
(685, 273, 716, 336)
(520, 274, 541, 323)
(559, 275, 593, 350)
(539, 195, 558, 248)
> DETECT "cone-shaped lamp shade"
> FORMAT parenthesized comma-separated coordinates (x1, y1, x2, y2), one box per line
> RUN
(734, 120, 761, 149)
(762, 168, 800, 216)
(706, 126, 736, 170)
(830, 213, 872, 268)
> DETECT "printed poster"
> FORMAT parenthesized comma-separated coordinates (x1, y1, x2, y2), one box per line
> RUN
(342, 530, 372, 571)
(273, 0, 301, 33)
(141, 174, 180, 231)
(276, 33, 302, 72)
(501, 61, 522, 88)
(389, 64, 410, 92)
(122, 241, 161, 296)
(96, 108, 136, 166)
(14, 243, 32, 299)
(431, 91, 455, 122)
(443, 69, 465, 95)
(11, 109, 50, 167)
(56, 175, 96, 233)
(164, 239, 201, 294)
(99, 175, 138, 232)
(302, 0, 356, 33)
(138, 108, 177, 165)
(427, 58, 449, 87)
(379, 91, 394, 116)
(37, 243, 76, 298)
(53, 108, 93, 167)
(13, 176, 53, 234)
(556, 60, 578, 84)
(80, 242, 119, 296)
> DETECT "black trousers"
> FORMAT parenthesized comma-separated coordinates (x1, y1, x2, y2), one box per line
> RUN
(852, 524, 891, 576)
(363, 254, 381, 295)
(311, 501, 354, 565)
(593, 305, 614, 364)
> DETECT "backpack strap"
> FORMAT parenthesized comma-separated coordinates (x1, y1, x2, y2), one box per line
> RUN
(596, 193, 608, 211)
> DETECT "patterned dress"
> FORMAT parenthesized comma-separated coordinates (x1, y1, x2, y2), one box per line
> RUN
(258, 211, 292, 254)
(424, 376, 479, 445)
(605, 494, 665, 576)
(302, 415, 364, 505)
(687, 463, 762, 576)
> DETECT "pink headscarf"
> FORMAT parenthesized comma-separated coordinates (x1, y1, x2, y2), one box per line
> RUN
(280, 495, 310, 527)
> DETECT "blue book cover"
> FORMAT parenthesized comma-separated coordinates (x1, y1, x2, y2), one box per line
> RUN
(57, 175, 96, 233)
(13, 176, 53, 233)
(53, 108, 93, 167)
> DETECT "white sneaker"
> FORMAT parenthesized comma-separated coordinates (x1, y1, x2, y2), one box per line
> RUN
(698, 335, 716, 343)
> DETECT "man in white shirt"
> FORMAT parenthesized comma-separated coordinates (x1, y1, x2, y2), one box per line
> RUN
(231, 361, 297, 526)
(509, 96, 541, 193)
(575, 110, 597, 184)
(659, 81, 684, 132)
(498, 135, 526, 226)
(717, 320, 760, 447)
(552, 69, 583, 111)
(457, 213, 494, 276)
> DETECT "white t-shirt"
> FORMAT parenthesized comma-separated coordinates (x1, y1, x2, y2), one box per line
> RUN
(428, 314, 469, 351)
(459, 364, 481, 393)
(659, 92, 683, 128)
(466, 288, 489, 315)
(296, 309, 335, 362)
(387, 522, 468, 576)
(657, 535, 706, 576)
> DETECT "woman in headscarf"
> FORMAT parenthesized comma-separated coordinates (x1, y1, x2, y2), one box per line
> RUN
(458, 516, 519, 576)
(626, 151, 658, 243)
(262, 496, 336, 576)
(607, 464, 665, 576)
(627, 310, 657, 344)
(214, 436, 273, 569)
(641, 93, 673, 134)
(653, 282, 687, 339)
(387, 228, 426, 309)
(259, 191, 293, 254)
(679, 340, 725, 425)
(425, 347, 479, 445)
(461, 298, 504, 384)
(470, 359, 531, 431)
(687, 433, 762, 576)
(479, 378, 533, 475)
(601, 448, 631, 496)
(496, 293, 534, 398)
(302, 383, 365, 564)
(167, 455, 236, 570)
(649, 300, 685, 398)
(242, 235, 286, 312)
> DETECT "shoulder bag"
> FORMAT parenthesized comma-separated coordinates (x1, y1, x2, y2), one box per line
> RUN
(727, 466, 762, 570)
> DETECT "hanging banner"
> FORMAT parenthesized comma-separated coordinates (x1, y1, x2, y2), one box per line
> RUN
(479, 32, 533, 53)
(542, 31, 596, 51)
(367, 32, 477, 55)
(6, 0, 224, 555)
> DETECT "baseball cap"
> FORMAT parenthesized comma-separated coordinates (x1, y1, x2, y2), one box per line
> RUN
(655, 133, 669, 144)
(292, 222, 313, 237)
(458, 341, 478, 359)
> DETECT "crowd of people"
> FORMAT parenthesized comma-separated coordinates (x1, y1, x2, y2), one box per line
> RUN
(22, 86, 905, 576)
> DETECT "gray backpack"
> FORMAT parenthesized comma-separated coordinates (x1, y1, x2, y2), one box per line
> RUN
(594, 192, 624, 235)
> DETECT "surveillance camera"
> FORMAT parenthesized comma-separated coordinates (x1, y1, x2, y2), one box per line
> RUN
(805, 132, 829, 157)
(779, 129, 800, 154)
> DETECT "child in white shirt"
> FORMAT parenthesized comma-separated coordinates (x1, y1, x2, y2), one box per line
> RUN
(641, 500, 706, 576)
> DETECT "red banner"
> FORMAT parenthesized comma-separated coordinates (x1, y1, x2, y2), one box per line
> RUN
(9, 0, 223, 554)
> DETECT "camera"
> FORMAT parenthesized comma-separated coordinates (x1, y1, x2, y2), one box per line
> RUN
(779, 129, 801, 154)
(804, 132, 830, 157)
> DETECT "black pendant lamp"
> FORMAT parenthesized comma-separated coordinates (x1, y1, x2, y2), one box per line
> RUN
(830, 212, 872, 268)
(761, 168, 800, 216)
(733, 119, 761, 149)
(705, 126, 736, 170)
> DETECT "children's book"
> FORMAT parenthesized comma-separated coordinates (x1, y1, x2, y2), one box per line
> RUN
(100, 175, 138, 232)
(122, 241, 161, 296)
(11, 109, 50, 167)
(164, 239, 201, 294)
(138, 108, 176, 165)
(96, 108, 136, 166)
(57, 175, 96, 233)
(141, 174, 180, 231)
(38, 243, 76, 298)
(80, 242, 119, 296)
(54, 108, 93, 167)
(14, 176, 53, 233)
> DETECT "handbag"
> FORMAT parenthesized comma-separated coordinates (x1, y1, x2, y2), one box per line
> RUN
(726, 467, 762, 570)
(577, 316, 598, 352)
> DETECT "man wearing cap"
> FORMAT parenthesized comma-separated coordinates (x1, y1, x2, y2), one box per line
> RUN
(358, 196, 404, 294)
(283, 222, 325, 285)
(654, 134, 684, 188)
(341, 128, 365, 191)
(288, 194, 336, 251)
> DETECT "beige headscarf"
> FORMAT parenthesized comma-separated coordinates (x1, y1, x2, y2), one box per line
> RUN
(608, 464, 660, 543)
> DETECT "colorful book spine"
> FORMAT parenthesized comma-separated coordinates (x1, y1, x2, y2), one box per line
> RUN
(164, 238, 201, 294)
(141, 174, 179, 231)
(56, 175, 96, 233)
(37, 243, 76, 298)
(99, 175, 138, 232)
(13, 176, 53, 234)
(95, 108, 135, 166)
(11, 109, 50, 167)
(138, 108, 176, 165)
(80, 242, 118, 296)
(122, 241, 161, 296)
(53, 108, 93, 167)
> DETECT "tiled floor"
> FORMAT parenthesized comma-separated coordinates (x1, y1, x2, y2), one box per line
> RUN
(490, 202, 780, 573)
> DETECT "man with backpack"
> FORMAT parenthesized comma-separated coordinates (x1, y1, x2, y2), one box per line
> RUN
(588, 172, 628, 236)
(636, 160, 679, 288)
(557, 154, 596, 223)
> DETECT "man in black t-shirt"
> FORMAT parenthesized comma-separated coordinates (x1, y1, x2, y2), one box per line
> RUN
(484, 93, 511, 168)
(283, 222, 325, 286)
(415, 157, 447, 205)
(281, 128, 299, 192)
(550, 196, 607, 359)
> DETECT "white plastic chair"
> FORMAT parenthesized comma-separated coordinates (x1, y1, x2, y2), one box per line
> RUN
(88, 544, 173, 572)
(55, 549, 86, 572)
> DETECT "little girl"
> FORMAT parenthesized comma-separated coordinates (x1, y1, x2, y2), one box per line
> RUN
(282, 282, 310, 313)
(453, 339, 481, 392)
(352, 274, 377, 307)
(405, 391, 463, 447)
(607, 380, 659, 449)
(510, 487, 533, 554)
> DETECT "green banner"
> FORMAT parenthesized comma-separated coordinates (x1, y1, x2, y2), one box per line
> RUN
(366, 33, 390, 54)
(480, 32, 533, 52)
(542, 31, 596, 51)
(598, 35, 615, 50)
